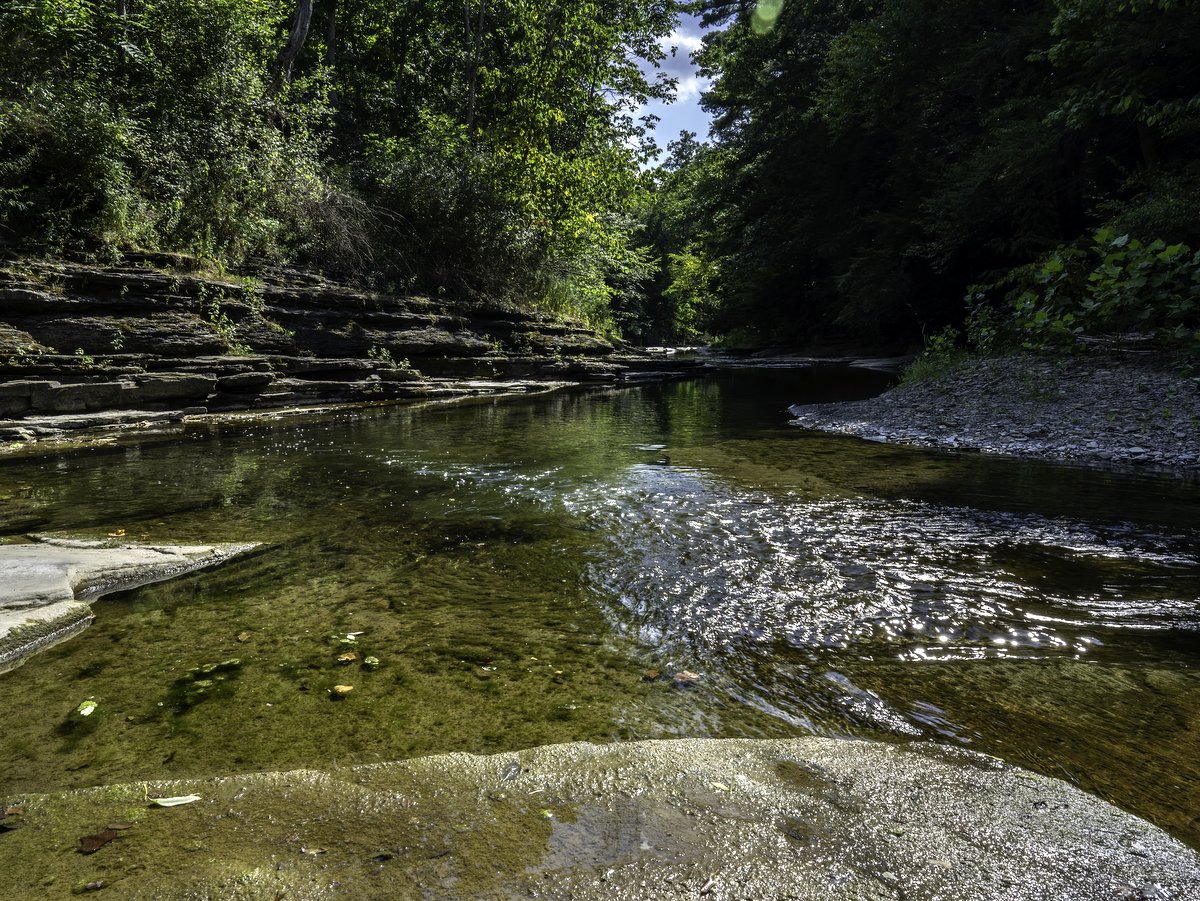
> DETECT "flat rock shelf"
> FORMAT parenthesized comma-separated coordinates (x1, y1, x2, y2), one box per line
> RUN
(0, 537, 258, 673)
(1, 737, 1197, 899)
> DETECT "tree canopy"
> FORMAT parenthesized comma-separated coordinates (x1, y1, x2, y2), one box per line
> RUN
(648, 0, 1200, 350)
(2, 1, 1198, 349)
(0, 0, 677, 329)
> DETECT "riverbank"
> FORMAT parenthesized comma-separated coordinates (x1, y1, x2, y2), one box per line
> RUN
(0, 256, 706, 453)
(2, 737, 1196, 899)
(788, 353, 1200, 474)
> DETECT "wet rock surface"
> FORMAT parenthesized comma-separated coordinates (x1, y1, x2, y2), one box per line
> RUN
(2, 737, 1197, 899)
(0, 537, 258, 673)
(789, 354, 1200, 473)
(0, 258, 707, 448)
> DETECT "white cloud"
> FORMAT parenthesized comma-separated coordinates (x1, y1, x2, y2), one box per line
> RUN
(675, 74, 711, 104)
(660, 28, 704, 57)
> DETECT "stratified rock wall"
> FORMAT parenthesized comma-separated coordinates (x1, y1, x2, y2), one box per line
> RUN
(0, 257, 698, 440)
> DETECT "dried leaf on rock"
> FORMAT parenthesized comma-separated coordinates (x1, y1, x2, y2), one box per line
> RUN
(77, 828, 118, 853)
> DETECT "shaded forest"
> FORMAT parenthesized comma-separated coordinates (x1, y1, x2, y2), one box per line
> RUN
(2, 0, 1198, 351)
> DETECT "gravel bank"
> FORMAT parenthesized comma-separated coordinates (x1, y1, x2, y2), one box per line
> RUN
(789, 354, 1200, 473)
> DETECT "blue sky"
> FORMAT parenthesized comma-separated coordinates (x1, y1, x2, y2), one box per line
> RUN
(637, 12, 713, 162)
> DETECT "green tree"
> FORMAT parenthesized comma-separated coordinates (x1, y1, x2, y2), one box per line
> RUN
(650, 0, 1200, 349)
(0, 0, 683, 334)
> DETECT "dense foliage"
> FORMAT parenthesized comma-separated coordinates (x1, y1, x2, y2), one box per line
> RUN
(0, 0, 676, 328)
(650, 0, 1200, 350)
(3, 1, 1198, 347)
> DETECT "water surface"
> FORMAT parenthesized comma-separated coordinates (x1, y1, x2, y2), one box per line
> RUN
(1, 369, 1198, 846)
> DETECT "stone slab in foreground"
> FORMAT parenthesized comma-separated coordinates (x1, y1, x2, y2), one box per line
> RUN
(0, 537, 258, 673)
(1, 738, 1196, 899)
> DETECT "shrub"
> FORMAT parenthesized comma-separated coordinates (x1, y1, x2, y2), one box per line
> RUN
(969, 230, 1200, 355)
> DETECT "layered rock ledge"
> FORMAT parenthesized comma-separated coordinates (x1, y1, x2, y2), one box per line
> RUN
(0, 256, 705, 448)
(0, 537, 258, 673)
(1, 737, 1196, 899)
(789, 354, 1200, 473)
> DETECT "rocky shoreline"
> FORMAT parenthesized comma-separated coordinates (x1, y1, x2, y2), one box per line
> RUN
(788, 353, 1200, 474)
(0, 256, 706, 451)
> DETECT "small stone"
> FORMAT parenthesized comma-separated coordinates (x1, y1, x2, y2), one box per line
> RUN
(329, 684, 354, 699)
(672, 671, 701, 687)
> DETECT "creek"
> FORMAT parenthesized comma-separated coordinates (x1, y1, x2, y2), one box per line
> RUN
(1, 367, 1198, 847)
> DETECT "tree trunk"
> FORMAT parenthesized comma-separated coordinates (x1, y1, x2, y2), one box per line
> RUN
(115, 0, 129, 90)
(464, 0, 488, 131)
(1137, 121, 1160, 169)
(276, 0, 314, 90)
(326, 0, 337, 69)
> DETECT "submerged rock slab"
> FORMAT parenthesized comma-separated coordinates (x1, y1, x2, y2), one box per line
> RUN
(0, 537, 257, 673)
(3, 738, 1196, 899)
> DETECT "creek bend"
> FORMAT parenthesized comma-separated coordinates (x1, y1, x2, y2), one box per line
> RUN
(1, 368, 1198, 848)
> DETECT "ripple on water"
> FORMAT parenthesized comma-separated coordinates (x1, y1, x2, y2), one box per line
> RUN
(543, 463, 1200, 734)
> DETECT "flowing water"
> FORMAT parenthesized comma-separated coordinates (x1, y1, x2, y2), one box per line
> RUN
(1, 368, 1199, 847)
